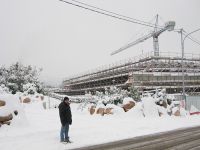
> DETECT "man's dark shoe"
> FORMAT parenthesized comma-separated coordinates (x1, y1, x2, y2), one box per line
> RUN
(64, 139, 72, 143)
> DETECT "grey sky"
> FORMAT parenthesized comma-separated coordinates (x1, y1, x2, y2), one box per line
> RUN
(0, 0, 200, 86)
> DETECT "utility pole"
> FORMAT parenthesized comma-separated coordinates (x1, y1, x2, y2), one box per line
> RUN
(179, 28, 200, 110)
(180, 29, 185, 106)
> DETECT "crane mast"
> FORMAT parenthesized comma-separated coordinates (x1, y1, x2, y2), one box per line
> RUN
(111, 15, 175, 56)
(153, 14, 159, 56)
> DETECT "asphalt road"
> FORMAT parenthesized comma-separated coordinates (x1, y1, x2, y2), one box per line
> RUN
(70, 126, 200, 150)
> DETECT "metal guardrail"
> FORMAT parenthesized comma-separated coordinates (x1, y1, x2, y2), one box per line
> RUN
(48, 92, 96, 103)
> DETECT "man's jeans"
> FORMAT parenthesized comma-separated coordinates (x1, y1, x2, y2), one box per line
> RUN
(60, 123, 69, 142)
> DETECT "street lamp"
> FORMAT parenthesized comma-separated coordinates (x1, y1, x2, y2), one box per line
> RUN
(179, 28, 200, 109)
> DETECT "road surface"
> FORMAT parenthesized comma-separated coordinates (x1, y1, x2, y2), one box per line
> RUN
(70, 126, 200, 150)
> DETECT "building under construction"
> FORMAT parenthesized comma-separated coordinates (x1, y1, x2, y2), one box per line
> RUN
(60, 52, 200, 96)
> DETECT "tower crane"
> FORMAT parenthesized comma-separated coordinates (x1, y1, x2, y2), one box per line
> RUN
(111, 15, 175, 56)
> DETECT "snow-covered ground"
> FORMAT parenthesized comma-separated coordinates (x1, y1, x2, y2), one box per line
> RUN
(1, 94, 200, 150)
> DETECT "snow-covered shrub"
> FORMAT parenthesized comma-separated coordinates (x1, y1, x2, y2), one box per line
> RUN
(7, 82, 18, 94)
(23, 83, 37, 95)
(0, 84, 10, 94)
(103, 86, 128, 105)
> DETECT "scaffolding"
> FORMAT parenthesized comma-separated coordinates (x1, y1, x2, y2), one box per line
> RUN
(60, 51, 200, 96)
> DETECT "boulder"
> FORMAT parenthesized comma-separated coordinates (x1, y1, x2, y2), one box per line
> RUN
(22, 97, 31, 103)
(0, 113, 13, 122)
(0, 100, 6, 107)
(159, 112, 163, 117)
(1, 121, 11, 125)
(104, 108, 113, 115)
(89, 106, 96, 115)
(174, 110, 181, 116)
(122, 101, 135, 112)
(0, 111, 18, 127)
(96, 108, 105, 116)
(40, 95, 44, 101)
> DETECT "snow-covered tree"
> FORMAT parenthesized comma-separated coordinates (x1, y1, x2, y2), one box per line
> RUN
(128, 85, 140, 101)
(98, 86, 129, 105)
(0, 62, 44, 94)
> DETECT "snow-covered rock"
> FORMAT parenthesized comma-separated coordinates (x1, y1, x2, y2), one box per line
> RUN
(123, 97, 134, 105)
(122, 97, 136, 112)
(125, 102, 144, 118)
(0, 100, 6, 107)
(0, 93, 27, 127)
(106, 104, 124, 115)
(172, 107, 187, 116)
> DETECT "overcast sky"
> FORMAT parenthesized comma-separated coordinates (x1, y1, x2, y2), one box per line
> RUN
(0, 0, 200, 86)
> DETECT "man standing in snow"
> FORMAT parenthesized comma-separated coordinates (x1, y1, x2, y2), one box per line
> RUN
(58, 96, 72, 143)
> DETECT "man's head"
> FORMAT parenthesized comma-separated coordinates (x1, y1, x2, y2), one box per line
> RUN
(63, 97, 70, 104)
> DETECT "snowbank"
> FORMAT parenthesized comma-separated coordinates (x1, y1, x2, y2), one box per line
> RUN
(1, 93, 200, 150)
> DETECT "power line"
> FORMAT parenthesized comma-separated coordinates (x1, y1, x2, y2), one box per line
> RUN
(174, 29, 200, 46)
(183, 30, 200, 46)
(59, 0, 200, 49)
(69, 0, 164, 29)
(184, 35, 200, 46)
(125, 15, 158, 44)
(59, 0, 165, 29)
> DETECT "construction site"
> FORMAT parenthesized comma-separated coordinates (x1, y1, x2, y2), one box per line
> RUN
(60, 51, 200, 96)
(57, 13, 200, 96)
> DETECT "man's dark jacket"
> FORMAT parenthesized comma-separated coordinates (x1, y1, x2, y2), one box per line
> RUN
(59, 102, 72, 126)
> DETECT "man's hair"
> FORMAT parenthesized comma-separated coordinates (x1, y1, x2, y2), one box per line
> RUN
(63, 97, 69, 101)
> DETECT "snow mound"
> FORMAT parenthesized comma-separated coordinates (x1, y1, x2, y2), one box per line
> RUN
(142, 97, 159, 117)
(0, 94, 21, 115)
(157, 105, 169, 117)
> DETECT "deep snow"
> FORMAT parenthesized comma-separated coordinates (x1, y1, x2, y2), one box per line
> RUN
(0, 94, 200, 150)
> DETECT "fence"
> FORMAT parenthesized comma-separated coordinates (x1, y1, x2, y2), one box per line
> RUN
(186, 96, 200, 111)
